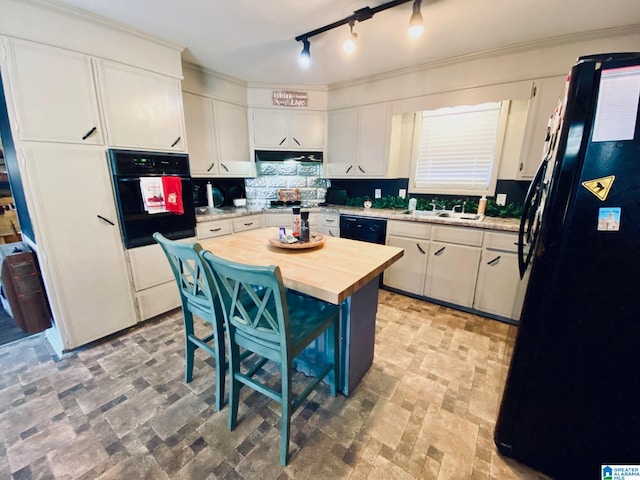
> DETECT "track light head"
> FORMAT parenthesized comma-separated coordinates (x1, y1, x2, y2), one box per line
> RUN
(298, 38, 311, 69)
(343, 21, 358, 55)
(408, 0, 424, 39)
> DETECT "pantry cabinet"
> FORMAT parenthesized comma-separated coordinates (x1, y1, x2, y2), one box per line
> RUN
(4, 39, 104, 145)
(327, 103, 391, 177)
(183, 93, 253, 176)
(474, 232, 521, 320)
(96, 59, 186, 151)
(384, 221, 431, 295)
(251, 108, 325, 150)
(22, 146, 137, 347)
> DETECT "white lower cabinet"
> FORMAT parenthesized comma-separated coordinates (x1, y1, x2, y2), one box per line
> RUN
(23, 146, 137, 348)
(424, 225, 483, 308)
(384, 221, 430, 295)
(263, 211, 318, 231)
(196, 219, 233, 240)
(232, 214, 264, 233)
(474, 232, 521, 320)
(318, 212, 340, 237)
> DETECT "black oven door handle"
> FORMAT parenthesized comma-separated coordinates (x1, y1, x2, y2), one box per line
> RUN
(97, 215, 116, 226)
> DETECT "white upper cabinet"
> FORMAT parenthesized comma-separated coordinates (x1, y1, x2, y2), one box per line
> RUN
(96, 59, 186, 151)
(5, 39, 103, 145)
(327, 103, 391, 178)
(183, 92, 253, 176)
(251, 108, 325, 150)
(518, 76, 567, 179)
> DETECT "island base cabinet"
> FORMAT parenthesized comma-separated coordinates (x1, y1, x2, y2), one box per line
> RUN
(424, 242, 481, 308)
(23, 146, 137, 349)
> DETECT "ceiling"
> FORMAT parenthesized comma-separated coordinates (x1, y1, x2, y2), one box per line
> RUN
(56, 0, 640, 86)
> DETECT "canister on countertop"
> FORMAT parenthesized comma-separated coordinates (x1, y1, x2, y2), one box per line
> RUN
(408, 198, 417, 211)
(292, 207, 301, 237)
(300, 211, 310, 242)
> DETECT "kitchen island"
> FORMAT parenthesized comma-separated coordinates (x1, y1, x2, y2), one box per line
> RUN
(199, 227, 404, 395)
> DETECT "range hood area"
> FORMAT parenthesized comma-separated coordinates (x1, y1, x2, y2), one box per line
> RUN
(254, 150, 323, 162)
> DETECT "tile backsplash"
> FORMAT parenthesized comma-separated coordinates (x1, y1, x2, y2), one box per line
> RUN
(244, 161, 329, 208)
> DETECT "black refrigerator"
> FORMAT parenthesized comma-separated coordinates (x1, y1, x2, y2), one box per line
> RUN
(494, 52, 640, 480)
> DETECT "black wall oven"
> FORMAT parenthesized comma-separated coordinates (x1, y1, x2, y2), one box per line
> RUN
(108, 149, 195, 249)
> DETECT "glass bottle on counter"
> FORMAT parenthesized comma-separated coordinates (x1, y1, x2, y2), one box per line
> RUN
(292, 206, 301, 237)
(300, 211, 310, 242)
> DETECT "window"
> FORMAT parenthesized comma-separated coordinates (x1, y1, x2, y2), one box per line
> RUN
(410, 101, 508, 196)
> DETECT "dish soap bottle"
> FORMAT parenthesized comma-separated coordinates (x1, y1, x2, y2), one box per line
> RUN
(292, 206, 301, 238)
(477, 195, 487, 215)
(300, 211, 310, 242)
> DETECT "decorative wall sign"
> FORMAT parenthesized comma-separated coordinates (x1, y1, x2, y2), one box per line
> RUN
(272, 90, 308, 107)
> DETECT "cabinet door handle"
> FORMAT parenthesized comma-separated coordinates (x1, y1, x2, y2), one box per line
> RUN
(171, 136, 181, 147)
(416, 243, 426, 255)
(279, 137, 287, 146)
(206, 163, 215, 172)
(488, 256, 501, 266)
(358, 166, 366, 174)
(210, 228, 222, 232)
(82, 126, 97, 140)
(97, 214, 115, 226)
(326, 219, 335, 223)
(345, 165, 353, 174)
(329, 230, 335, 237)
(292, 137, 301, 146)
(434, 246, 445, 256)
(244, 222, 253, 226)
(221, 163, 229, 172)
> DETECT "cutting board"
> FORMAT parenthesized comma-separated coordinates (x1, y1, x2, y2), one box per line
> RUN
(278, 189, 301, 202)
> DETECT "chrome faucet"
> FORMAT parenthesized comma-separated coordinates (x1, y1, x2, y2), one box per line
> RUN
(430, 201, 443, 212)
(451, 204, 462, 213)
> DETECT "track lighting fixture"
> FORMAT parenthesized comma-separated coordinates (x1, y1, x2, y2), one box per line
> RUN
(408, 0, 424, 39)
(295, 0, 424, 69)
(298, 38, 311, 69)
(343, 20, 358, 55)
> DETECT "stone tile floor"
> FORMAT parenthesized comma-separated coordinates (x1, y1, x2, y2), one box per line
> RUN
(0, 290, 550, 479)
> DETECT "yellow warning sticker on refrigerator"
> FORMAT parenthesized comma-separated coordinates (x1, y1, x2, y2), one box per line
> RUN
(582, 175, 615, 201)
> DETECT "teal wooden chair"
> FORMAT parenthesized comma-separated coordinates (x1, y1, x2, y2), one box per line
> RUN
(153, 233, 228, 411)
(200, 250, 340, 466)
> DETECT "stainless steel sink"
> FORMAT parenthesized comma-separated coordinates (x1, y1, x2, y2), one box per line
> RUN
(404, 210, 484, 221)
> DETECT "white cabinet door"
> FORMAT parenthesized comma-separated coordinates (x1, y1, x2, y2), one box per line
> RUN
(424, 242, 481, 307)
(97, 60, 185, 151)
(5, 39, 103, 145)
(232, 214, 264, 232)
(183, 92, 216, 175)
(290, 110, 324, 149)
(327, 109, 357, 176)
(24, 146, 137, 348)
(474, 232, 521, 319)
(327, 104, 390, 177)
(475, 251, 520, 319)
(213, 101, 253, 175)
(356, 103, 390, 177)
(384, 235, 429, 295)
(518, 76, 567, 179)
(251, 109, 288, 148)
(251, 109, 325, 150)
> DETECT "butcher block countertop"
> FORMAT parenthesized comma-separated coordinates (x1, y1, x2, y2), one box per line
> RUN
(199, 227, 404, 305)
(195, 206, 520, 232)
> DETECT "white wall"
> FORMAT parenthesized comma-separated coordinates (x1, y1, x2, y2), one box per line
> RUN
(327, 27, 640, 110)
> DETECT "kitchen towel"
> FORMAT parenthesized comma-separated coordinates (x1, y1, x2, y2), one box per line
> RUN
(139, 177, 166, 214)
(162, 176, 184, 214)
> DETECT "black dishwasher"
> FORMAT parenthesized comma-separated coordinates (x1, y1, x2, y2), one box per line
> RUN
(339, 215, 387, 285)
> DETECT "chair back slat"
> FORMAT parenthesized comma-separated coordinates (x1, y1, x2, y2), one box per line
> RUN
(201, 251, 290, 350)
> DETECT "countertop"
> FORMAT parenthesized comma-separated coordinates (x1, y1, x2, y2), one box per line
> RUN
(195, 206, 520, 233)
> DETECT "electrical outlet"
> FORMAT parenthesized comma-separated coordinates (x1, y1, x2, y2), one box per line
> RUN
(496, 193, 507, 206)
(374, 188, 382, 199)
(399, 189, 407, 199)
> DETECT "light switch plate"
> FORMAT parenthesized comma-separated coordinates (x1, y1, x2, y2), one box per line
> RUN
(399, 189, 407, 199)
(496, 193, 507, 206)
(374, 188, 382, 199)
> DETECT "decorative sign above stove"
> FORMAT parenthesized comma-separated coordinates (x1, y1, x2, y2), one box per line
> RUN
(272, 90, 308, 107)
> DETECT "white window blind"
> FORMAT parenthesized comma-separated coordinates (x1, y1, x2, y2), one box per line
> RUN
(413, 102, 503, 194)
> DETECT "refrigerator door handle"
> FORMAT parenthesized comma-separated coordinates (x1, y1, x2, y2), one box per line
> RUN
(518, 159, 546, 278)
